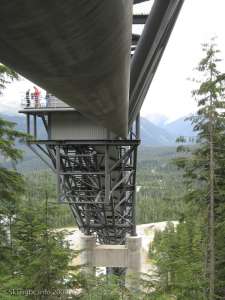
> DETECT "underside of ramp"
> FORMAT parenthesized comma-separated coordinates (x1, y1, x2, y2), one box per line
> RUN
(0, 0, 133, 137)
(0, 0, 185, 137)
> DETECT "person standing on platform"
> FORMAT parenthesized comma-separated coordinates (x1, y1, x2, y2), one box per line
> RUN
(33, 86, 41, 108)
(25, 89, 30, 108)
(45, 91, 50, 107)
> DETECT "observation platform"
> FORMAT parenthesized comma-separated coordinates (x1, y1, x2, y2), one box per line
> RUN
(19, 94, 140, 245)
(19, 95, 119, 141)
(19, 95, 74, 113)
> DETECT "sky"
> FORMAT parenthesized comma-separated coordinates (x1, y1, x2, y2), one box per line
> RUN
(139, 0, 225, 123)
(1, 0, 225, 124)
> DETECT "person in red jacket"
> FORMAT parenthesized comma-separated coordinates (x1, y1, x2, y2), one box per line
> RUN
(33, 86, 41, 108)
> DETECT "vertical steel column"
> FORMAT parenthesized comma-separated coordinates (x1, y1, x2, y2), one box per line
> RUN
(47, 113, 51, 139)
(136, 113, 140, 139)
(131, 146, 138, 236)
(26, 114, 30, 135)
(33, 114, 37, 139)
(105, 145, 110, 203)
(56, 145, 61, 202)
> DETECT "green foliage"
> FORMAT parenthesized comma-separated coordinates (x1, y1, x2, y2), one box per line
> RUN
(150, 220, 206, 299)
(80, 275, 127, 300)
(23, 171, 75, 228)
(151, 40, 225, 300)
(0, 88, 27, 222)
(0, 63, 18, 94)
(0, 116, 26, 213)
(0, 107, 27, 291)
(0, 64, 82, 299)
(137, 146, 187, 224)
(0, 196, 81, 299)
(14, 205, 74, 291)
(79, 273, 160, 300)
(181, 41, 225, 298)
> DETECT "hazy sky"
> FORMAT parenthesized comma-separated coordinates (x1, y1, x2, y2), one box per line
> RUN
(1, 0, 225, 123)
(139, 0, 225, 122)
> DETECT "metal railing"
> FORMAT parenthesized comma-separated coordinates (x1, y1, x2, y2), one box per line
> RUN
(21, 94, 70, 109)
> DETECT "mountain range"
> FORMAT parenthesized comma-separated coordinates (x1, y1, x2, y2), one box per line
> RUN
(0, 113, 194, 147)
(0, 113, 195, 171)
(141, 116, 194, 145)
(163, 116, 195, 138)
(141, 117, 175, 146)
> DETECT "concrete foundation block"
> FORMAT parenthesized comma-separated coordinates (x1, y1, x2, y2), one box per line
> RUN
(126, 236, 142, 291)
(94, 245, 128, 267)
(80, 234, 142, 291)
(80, 234, 96, 275)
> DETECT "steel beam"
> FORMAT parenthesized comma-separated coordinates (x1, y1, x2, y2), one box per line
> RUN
(133, 15, 148, 25)
(134, 0, 150, 4)
(129, 0, 185, 128)
(132, 34, 141, 46)
(33, 115, 37, 139)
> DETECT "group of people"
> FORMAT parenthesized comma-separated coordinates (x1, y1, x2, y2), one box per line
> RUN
(25, 87, 51, 108)
(25, 86, 41, 108)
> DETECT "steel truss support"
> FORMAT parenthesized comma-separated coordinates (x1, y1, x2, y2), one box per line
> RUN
(42, 140, 139, 244)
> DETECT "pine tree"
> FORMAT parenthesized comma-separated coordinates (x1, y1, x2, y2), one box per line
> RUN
(0, 63, 18, 94)
(13, 196, 77, 297)
(0, 65, 25, 259)
(177, 40, 225, 298)
(151, 40, 225, 299)
(150, 219, 205, 299)
(0, 64, 27, 299)
(185, 40, 225, 299)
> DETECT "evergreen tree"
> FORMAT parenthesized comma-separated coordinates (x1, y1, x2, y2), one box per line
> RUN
(181, 40, 225, 299)
(151, 220, 205, 299)
(151, 40, 225, 299)
(0, 63, 18, 94)
(0, 64, 85, 299)
(14, 202, 75, 296)
(0, 65, 26, 297)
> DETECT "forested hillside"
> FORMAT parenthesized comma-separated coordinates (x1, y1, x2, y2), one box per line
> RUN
(137, 146, 187, 224)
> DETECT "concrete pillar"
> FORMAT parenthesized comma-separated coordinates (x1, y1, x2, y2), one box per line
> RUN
(126, 236, 142, 291)
(80, 234, 96, 276)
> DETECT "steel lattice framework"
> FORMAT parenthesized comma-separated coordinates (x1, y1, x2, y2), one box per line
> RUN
(32, 140, 139, 244)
